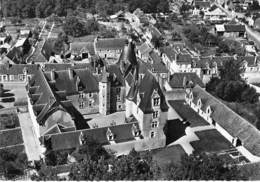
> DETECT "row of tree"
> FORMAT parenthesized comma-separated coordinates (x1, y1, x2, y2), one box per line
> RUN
(32, 137, 248, 180)
(206, 59, 259, 104)
(1, 0, 169, 18)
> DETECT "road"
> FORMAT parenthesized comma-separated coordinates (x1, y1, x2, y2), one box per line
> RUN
(215, 3, 260, 49)
(18, 112, 42, 161)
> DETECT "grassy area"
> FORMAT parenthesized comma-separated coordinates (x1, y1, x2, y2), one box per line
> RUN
(152, 145, 186, 168)
(0, 144, 25, 154)
(0, 113, 20, 130)
(0, 128, 23, 148)
(191, 129, 233, 153)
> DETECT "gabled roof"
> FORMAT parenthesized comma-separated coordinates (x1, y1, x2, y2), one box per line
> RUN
(224, 24, 245, 32)
(126, 70, 168, 114)
(44, 122, 139, 151)
(194, 0, 211, 8)
(142, 51, 168, 73)
(70, 42, 95, 56)
(137, 42, 152, 55)
(192, 85, 260, 157)
(0, 63, 38, 75)
(169, 72, 204, 89)
(95, 38, 128, 50)
(160, 46, 177, 62)
(148, 26, 162, 38)
(44, 68, 99, 95)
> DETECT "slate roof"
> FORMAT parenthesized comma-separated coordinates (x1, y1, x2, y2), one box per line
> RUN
(126, 70, 168, 114)
(168, 100, 210, 127)
(169, 72, 204, 89)
(95, 38, 128, 50)
(44, 122, 139, 151)
(141, 51, 168, 73)
(191, 85, 260, 157)
(44, 68, 99, 95)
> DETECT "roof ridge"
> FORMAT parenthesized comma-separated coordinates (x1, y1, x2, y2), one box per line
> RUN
(194, 85, 260, 133)
(43, 121, 139, 137)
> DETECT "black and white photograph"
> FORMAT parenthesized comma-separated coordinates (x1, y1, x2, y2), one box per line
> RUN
(0, 0, 260, 180)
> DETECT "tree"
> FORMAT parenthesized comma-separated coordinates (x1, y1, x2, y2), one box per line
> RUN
(0, 83, 4, 97)
(151, 36, 164, 49)
(164, 153, 247, 180)
(219, 59, 244, 81)
(63, 16, 88, 37)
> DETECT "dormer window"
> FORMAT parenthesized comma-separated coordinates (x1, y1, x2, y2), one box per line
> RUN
(153, 111, 159, 118)
(197, 98, 202, 109)
(206, 106, 212, 116)
(79, 132, 85, 145)
(189, 92, 193, 100)
(106, 128, 114, 141)
(153, 98, 160, 106)
(89, 93, 92, 97)
(79, 92, 85, 99)
(132, 124, 141, 137)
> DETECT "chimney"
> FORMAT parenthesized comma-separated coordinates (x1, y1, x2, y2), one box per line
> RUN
(68, 67, 74, 80)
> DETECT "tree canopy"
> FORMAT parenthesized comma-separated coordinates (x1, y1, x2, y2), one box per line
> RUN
(206, 59, 259, 104)
(2, 0, 169, 18)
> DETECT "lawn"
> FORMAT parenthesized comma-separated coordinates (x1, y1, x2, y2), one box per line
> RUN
(0, 128, 23, 148)
(152, 145, 186, 168)
(0, 113, 20, 130)
(191, 129, 233, 153)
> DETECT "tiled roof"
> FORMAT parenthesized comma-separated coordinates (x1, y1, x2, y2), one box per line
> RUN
(194, 0, 211, 8)
(192, 85, 260, 157)
(0, 63, 38, 75)
(137, 42, 152, 55)
(169, 72, 204, 88)
(44, 122, 138, 151)
(149, 26, 162, 38)
(161, 46, 177, 62)
(70, 42, 95, 56)
(126, 70, 168, 114)
(142, 51, 168, 73)
(95, 38, 128, 50)
(224, 24, 245, 32)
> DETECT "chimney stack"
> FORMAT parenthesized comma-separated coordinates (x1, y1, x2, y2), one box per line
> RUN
(68, 67, 74, 80)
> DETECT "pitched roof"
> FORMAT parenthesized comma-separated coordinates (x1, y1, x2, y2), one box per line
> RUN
(169, 72, 204, 89)
(137, 42, 152, 55)
(224, 24, 245, 32)
(126, 70, 168, 114)
(192, 85, 260, 157)
(142, 52, 168, 73)
(194, 0, 211, 8)
(168, 100, 210, 127)
(45, 122, 138, 151)
(95, 38, 128, 50)
(70, 42, 95, 56)
(149, 26, 162, 38)
(161, 46, 177, 62)
(44, 68, 99, 95)
(0, 63, 38, 75)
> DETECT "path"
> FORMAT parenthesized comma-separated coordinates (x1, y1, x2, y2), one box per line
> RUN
(18, 112, 42, 161)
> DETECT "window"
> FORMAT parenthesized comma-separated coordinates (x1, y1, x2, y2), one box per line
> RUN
(9, 75, 14, 81)
(116, 87, 121, 94)
(151, 121, 159, 128)
(3, 75, 7, 81)
(153, 98, 160, 106)
(150, 131, 155, 138)
(89, 102, 92, 107)
(79, 102, 85, 109)
(116, 95, 121, 101)
(89, 93, 92, 97)
(79, 92, 85, 99)
(19, 74, 24, 81)
(153, 111, 159, 118)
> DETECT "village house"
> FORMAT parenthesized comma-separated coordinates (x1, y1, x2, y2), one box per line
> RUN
(69, 42, 95, 61)
(93, 37, 128, 63)
(179, 85, 260, 162)
(215, 24, 246, 38)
